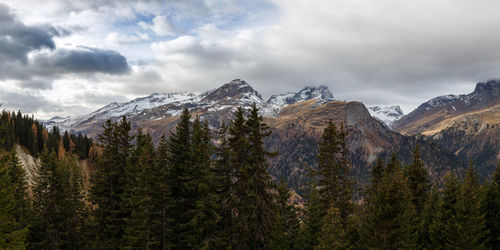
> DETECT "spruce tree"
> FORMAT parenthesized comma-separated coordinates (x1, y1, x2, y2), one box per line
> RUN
(451, 165, 487, 249)
(301, 182, 324, 250)
(31, 149, 87, 249)
(404, 145, 430, 214)
(270, 179, 300, 250)
(166, 108, 195, 248)
(362, 155, 417, 249)
(155, 134, 173, 249)
(123, 131, 160, 249)
(429, 173, 460, 249)
(312, 121, 353, 247)
(90, 117, 132, 248)
(481, 163, 500, 249)
(0, 151, 28, 249)
(213, 122, 234, 248)
(186, 117, 219, 248)
(234, 104, 277, 249)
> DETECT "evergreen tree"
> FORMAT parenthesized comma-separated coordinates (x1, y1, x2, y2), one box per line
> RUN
(270, 179, 300, 250)
(419, 187, 439, 249)
(451, 165, 487, 249)
(481, 163, 500, 249)
(166, 108, 195, 248)
(123, 131, 160, 249)
(429, 173, 460, 249)
(234, 104, 277, 249)
(31, 150, 87, 249)
(90, 117, 132, 248)
(317, 202, 346, 249)
(404, 145, 430, 214)
(186, 117, 219, 248)
(308, 121, 353, 248)
(362, 155, 417, 249)
(0, 151, 28, 249)
(155, 134, 173, 249)
(301, 182, 324, 250)
(213, 122, 234, 248)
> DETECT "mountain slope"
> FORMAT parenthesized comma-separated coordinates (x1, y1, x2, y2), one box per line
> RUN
(393, 80, 500, 179)
(393, 80, 500, 135)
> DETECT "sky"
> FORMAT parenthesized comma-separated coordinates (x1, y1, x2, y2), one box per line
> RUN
(0, 0, 499, 119)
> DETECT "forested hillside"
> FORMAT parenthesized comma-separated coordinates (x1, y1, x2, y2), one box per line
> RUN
(0, 105, 499, 249)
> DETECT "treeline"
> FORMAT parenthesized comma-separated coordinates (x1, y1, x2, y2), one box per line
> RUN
(0, 110, 92, 159)
(0, 104, 499, 249)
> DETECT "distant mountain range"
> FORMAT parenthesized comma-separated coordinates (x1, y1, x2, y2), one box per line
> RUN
(43, 79, 499, 191)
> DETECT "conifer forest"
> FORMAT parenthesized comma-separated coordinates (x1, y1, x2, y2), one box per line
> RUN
(0, 104, 499, 249)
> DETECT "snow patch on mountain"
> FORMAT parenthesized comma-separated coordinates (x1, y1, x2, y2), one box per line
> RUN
(368, 105, 404, 128)
(267, 85, 334, 111)
(43, 80, 336, 132)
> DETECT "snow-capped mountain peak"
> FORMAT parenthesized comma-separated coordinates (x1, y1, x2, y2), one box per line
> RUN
(368, 105, 404, 128)
(267, 85, 334, 110)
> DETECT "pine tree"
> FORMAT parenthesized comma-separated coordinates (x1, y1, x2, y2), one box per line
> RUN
(429, 173, 460, 249)
(270, 179, 300, 250)
(451, 165, 487, 249)
(90, 117, 132, 248)
(481, 163, 500, 249)
(362, 155, 417, 249)
(317, 202, 345, 249)
(186, 117, 219, 248)
(0, 151, 28, 249)
(301, 182, 324, 250)
(123, 131, 160, 249)
(310, 121, 353, 247)
(155, 134, 173, 249)
(213, 122, 234, 248)
(166, 108, 195, 248)
(31, 149, 87, 249)
(419, 187, 439, 249)
(233, 104, 277, 249)
(404, 145, 430, 214)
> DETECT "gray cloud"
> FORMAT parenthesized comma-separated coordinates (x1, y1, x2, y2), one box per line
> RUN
(18, 80, 52, 90)
(0, 3, 130, 80)
(0, 91, 62, 114)
(33, 47, 130, 75)
(0, 3, 55, 63)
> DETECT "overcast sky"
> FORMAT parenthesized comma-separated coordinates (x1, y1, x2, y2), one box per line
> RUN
(0, 0, 499, 119)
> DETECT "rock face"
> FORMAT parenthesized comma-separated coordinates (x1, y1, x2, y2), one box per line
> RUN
(368, 105, 404, 128)
(393, 80, 500, 180)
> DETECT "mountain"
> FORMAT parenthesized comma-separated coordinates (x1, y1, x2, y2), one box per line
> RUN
(393, 80, 500, 179)
(393, 80, 500, 135)
(44, 79, 469, 192)
(267, 85, 334, 111)
(368, 105, 404, 128)
(44, 80, 335, 136)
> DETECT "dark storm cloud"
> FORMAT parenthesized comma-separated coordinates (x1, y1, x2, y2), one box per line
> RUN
(33, 47, 130, 75)
(0, 3, 55, 63)
(0, 3, 130, 80)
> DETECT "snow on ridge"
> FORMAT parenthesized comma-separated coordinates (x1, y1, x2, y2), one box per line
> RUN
(368, 105, 404, 128)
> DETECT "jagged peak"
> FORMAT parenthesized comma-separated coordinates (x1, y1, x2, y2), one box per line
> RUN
(474, 80, 500, 92)
(201, 79, 263, 102)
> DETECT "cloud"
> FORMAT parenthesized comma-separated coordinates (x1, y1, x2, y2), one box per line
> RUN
(105, 32, 150, 47)
(18, 80, 52, 90)
(0, 3, 55, 63)
(150, 15, 178, 37)
(0, 90, 63, 114)
(32, 46, 130, 75)
(0, 3, 130, 80)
